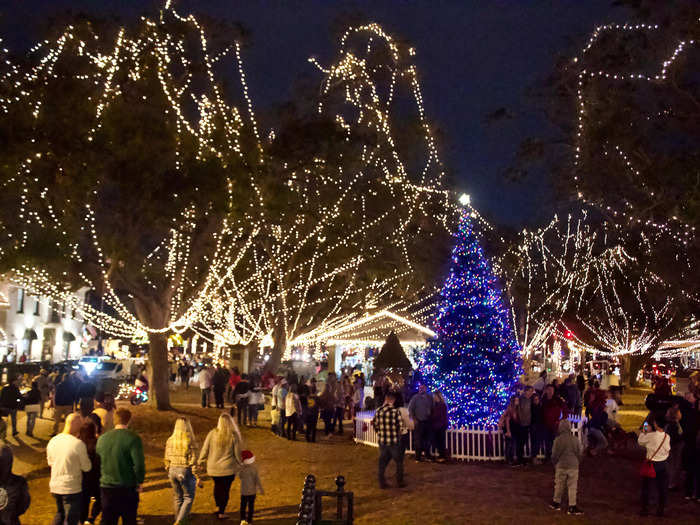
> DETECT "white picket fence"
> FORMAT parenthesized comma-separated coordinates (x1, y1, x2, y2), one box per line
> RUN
(354, 410, 587, 461)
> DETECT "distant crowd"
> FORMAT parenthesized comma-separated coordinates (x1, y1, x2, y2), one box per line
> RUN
(370, 371, 700, 518)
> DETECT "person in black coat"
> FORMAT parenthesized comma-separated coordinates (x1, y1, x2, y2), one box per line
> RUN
(0, 445, 30, 524)
(22, 382, 41, 438)
(0, 377, 23, 437)
(52, 374, 76, 435)
(212, 366, 229, 409)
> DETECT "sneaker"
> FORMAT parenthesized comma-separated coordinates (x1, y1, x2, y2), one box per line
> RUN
(549, 501, 561, 510)
(567, 506, 583, 515)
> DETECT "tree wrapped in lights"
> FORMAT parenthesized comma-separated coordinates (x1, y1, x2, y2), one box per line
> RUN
(418, 211, 522, 426)
(0, 6, 257, 409)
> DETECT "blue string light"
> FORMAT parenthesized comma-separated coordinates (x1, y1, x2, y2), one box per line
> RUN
(418, 211, 522, 426)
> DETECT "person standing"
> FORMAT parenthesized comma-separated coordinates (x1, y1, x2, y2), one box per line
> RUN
(46, 414, 92, 525)
(164, 417, 198, 525)
(79, 419, 102, 524)
(563, 375, 582, 416)
(92, 392, 115, 433)
(199, 366, 214, 408)
(638, 414, 671, 517)
(548, 419, 583, 515)
(533, 370, 547, 395)
(212, 366, 228, 410)
(305, 394, 319, 443)
(680, 391, 699, 501)
(0, 445, 30, 525)
(541, 385, 569, 460)
(53, 374, 77, 436)
(233, 374, 251, 426)
(408, 384, 434, 462)
(179, 363, 191, 390)
(247, 381, 263, 427)
(22, 381, 41, 438)
(0, 376, 23, 437)
(275, 379, 288, 436)
(372, 392, 405, 489)
(431, 391, 449, 462)
(664, 405, 684, 491)
(33, 368, 51, 419)
(515, 386, 534, 465)
(285, 384, 302, 440)
(198, 414, 242, 520)
(96, 409, 145, 525)
(238, 450, 264, 525)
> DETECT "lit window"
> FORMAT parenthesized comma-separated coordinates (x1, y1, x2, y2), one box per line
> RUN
(17, 289, 24, 313)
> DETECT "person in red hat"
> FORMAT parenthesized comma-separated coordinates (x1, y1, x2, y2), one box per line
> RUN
(238, 450, 264, 525)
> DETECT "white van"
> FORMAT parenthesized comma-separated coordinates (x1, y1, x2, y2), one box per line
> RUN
(91, 359, 129, 380)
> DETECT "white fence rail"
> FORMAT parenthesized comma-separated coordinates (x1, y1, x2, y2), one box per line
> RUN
(354, 410, 587, 462)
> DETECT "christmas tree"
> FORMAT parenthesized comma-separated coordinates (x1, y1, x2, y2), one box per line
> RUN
(418, 211, 522, 426)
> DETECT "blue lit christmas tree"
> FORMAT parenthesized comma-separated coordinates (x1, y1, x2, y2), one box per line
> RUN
(418, 211, 522, 426)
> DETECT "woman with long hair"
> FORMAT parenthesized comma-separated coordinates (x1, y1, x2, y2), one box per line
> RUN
(198, 413, 242, 519)
(79, 419, 101, 524)
(165, 417, 199, 525)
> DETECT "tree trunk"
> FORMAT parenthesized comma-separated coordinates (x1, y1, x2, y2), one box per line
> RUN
(621, 353, 651, 388)
(266, 319, 287, 373)
(147, 331, 172, 410)
(133, 295, 172, 411)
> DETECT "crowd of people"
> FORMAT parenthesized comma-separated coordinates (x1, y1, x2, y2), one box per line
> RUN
(370, 371, 700, 518)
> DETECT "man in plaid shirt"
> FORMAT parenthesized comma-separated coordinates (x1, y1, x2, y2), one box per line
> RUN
(372, 391, 405, 488)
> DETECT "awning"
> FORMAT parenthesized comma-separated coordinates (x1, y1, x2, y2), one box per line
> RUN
(23, 329, 37, 341)
(62, 331, 76, 342)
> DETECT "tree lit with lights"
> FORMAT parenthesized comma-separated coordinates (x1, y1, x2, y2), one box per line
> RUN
(418, 211, 522, 426)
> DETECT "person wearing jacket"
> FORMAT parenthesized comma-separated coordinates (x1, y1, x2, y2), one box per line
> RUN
(431, 391, 449, 462)
(212, 367, 229, 409)
(238, 450, 264, 525)
(0, 377, 23, 437)
(247, 382, 264, 427)
(408, 384, 434, 462)
(22, 381, 41, 438)
(549, 419, 583, 515)
(515, 386, 534, 465)
(198, 413, 242, 520)
(0, 445, 30, 525)
(79, 419, 102, 524)
(563, 375, 582, 416)
(53, 374, 77, 436)
(164, 417, 198, 525)
(47, 413, 92, 525)
(233, 375, 251, 426)
(32, 369, 50, 419)
(541, 385, 569, 459)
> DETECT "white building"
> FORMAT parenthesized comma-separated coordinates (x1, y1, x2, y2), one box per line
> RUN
(0, 281, 88, 363)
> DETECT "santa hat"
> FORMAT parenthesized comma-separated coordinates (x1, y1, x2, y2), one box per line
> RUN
(241, 450, 255, 464)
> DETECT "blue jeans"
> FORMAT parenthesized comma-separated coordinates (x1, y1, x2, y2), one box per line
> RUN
(52, 492, 81, 525)
(26, 412, 37, 435)
(169, 466, 196, 523)
(378, 443, 404, 485)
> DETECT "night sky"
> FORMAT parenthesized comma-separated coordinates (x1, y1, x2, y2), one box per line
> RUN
(0, 0, 630, 226)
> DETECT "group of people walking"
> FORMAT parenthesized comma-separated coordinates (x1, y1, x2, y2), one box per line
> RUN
(44, 405, 263, 525)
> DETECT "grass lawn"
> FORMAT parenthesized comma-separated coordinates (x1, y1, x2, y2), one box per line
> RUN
(7, 385, 699, 524)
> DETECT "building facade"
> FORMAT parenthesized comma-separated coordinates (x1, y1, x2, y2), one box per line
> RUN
(0, 281, 87, 363)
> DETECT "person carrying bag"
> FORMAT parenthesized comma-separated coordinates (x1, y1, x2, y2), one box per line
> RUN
(638, 415, 671, 516)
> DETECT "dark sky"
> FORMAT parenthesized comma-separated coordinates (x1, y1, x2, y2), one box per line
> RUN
(0, 0, 629, 226)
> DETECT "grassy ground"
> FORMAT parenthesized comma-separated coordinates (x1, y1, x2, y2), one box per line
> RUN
(7, 385, 699, 524)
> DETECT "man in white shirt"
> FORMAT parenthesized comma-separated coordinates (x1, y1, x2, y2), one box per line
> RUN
(199, 366, 214, 408)
(46, 413, 91, 525)
(638, 414, 671, 517)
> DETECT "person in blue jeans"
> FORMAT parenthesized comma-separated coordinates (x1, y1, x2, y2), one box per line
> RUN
(164, 417, 199, 525)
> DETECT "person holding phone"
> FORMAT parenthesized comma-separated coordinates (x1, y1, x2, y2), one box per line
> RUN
(638, 414, 671, 517)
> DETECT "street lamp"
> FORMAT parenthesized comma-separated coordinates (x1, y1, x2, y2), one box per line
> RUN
(459, 193, 471, 206)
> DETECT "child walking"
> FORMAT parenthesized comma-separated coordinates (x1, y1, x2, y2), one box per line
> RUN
(549, 419, 583, 515)
(239, 450, 264, 525)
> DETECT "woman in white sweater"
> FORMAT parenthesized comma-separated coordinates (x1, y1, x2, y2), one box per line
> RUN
(198, 413, 243, 519)
(638, 414, 671, 517)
